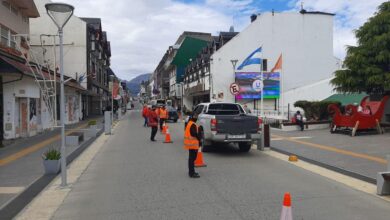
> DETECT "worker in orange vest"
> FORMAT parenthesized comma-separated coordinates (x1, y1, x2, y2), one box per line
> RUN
(148, 105, 159, 141)
(159, 105, 168, 132)
(184, 116, 201, 178)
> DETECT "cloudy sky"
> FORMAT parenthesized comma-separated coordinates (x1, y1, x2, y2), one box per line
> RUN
(58, 0, 385, 80)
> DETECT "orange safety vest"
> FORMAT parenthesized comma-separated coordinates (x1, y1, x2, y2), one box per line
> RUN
(183, 121, 199, 150)
(159, 109, 168, 119)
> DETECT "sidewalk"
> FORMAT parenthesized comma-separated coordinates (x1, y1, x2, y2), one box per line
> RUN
(0, 116, 104, 218)
(270, 128, 390, 182)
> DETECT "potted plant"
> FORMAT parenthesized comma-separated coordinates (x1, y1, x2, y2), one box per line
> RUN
(42, 148, 61, 174)
(88, 120, 98, 130)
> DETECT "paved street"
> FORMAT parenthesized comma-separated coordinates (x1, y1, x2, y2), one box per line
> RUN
(43, 105, 390, 220)
(270, 128, 390, 181)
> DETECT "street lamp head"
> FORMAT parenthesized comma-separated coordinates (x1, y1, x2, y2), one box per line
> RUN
(45, 3, 74, 30)
(230, 59, 238, 67)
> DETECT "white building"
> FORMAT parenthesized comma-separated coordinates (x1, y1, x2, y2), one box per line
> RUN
(29, 0, 86, 124)
(211, 11, 340, 116)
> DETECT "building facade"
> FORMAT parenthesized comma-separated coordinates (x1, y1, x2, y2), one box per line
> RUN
(210, 11, 340, 116)
(182, 31, 238, 109)
(29, 0, 111, 122)
(81, 18, 111, 116)
(1, 0, 84, 141)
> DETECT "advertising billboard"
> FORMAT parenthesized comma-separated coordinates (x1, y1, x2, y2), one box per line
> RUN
(235, 72, 280, 99)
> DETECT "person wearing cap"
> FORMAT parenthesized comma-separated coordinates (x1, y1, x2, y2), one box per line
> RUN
(184, 114, 201, 178)
(148, 105, 159, 141)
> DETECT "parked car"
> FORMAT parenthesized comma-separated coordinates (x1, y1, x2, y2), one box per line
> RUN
(189, 102, 262, 152)
(166, 106, 179, 122)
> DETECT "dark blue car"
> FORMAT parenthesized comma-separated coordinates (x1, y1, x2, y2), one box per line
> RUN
(166, 106, 179, 123)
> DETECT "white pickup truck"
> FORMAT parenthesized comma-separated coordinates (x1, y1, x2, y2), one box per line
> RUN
(190, 102, 262, 152)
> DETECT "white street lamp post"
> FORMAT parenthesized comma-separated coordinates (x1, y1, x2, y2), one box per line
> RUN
(230, 59, 238, 103)
(109, 75, 114, 130)
(46, 2, 74, 187)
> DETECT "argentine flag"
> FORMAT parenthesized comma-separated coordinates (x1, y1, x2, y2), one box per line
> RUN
(237, 47, 262, 70)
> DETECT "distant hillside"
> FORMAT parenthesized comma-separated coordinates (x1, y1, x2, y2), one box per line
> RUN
(125, 73, 152, 95)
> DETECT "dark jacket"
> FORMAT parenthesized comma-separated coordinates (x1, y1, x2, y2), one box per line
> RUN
(188, 119, 201, 142)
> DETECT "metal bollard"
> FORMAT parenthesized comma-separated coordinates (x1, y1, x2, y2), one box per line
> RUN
(104, 111, 111, 135)
(387, 155, 390, 171)
(257, 124, 265, 151)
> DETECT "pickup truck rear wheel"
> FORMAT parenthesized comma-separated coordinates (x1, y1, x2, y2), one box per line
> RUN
(238, 142, 251, 152)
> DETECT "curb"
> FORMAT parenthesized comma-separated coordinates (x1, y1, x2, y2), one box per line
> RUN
(0, 128, 104, 220)
(270, 146, 376, 184)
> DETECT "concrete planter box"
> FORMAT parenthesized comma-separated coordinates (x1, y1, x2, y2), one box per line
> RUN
(84, 126, 98, 138)
(43, 160, 60, 174)
(89, 125, 98, 130)
(276, 121, 331, 131)
(65, 132, 84, 146)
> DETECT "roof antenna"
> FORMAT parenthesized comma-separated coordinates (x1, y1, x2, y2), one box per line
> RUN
(300, 1, 306, 14)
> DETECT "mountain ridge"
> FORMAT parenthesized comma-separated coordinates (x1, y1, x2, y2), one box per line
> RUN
(125, 73, 151, 95)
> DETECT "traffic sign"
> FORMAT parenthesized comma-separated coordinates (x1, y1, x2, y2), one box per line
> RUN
(252, 79, 263, 92)
(230, 83, 240, 95)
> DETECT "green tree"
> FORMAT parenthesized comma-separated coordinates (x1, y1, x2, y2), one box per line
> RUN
(331, 2, 390, 94)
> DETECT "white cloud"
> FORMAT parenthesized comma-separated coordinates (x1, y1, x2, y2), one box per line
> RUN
(55, 0, 384, 80)
(290, 0, 385, 59)
(57, 0, 232, 80)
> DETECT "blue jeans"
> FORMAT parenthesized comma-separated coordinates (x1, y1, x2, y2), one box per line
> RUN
(144, 117, 148, 126)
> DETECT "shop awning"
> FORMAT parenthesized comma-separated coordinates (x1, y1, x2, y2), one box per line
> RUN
(0, 54, 85, 91)
(171, 37, 209, 67)
(322, 93, 367, 105)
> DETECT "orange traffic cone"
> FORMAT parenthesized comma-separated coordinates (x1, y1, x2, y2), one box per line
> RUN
(280, 192, 293, 220)
(162, 122, 167, 134)
(163, 128, 173, 143)
(195, 147, 207, 167)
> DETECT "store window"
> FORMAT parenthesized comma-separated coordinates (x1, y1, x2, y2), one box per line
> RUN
(0, 25, 9, 46)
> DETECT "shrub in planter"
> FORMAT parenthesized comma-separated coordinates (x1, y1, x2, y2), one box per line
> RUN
(42, 148, 61, 174)
(88, 120, 97, 126)
(294, 100, 341, 121)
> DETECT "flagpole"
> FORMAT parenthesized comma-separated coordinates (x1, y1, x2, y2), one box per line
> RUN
(260, 48, 264, 119)
(281, 54, 284, 120)
(260, 46, 264, 151)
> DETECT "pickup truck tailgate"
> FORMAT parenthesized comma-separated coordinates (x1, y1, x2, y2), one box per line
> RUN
(215, 115, 258, 134)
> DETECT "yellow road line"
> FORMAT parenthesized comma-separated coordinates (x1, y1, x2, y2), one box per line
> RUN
(0, 187, 25, 194)
(272, 134, 387, 165)
(0, 124, 88, 167)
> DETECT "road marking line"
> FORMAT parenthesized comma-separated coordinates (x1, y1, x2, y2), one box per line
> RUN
(0, 124, 89, 167)
(0, 187, 25, 194)
(265, 150, 390, 203)
(272, 134, 387, 164)
(290, 136, 312, 140)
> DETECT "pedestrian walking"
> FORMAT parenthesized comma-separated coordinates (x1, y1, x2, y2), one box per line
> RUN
(159, 105, 168, 132)
(148, 105, 158, 141)
(142, 104, 149, 127)
(184, 116, 201, 178)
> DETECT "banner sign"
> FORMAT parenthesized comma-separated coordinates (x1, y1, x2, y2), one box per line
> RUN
(235, 72, 280, 99)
